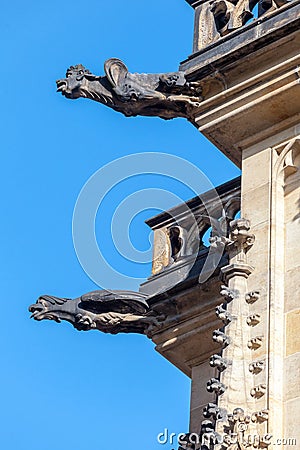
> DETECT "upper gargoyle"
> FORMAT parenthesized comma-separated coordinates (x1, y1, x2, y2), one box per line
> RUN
(56, 58, 204, 120)
(29, 290, 164, 336)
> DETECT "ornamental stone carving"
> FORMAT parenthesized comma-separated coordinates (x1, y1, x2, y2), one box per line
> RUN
(178, 421, 223, 450)
(246, 314, 261, 326)
(213, 330, 231, 347)
(221, 407, 272, 449)
(200, 420, 223, 448)
(250, 384, 267, 399)
(56, 59, 207, 120)
(220, 285, 237, 302)
(247, 336, 263, 350)
(210, 354, 230, 372)
(251, 410, 269, 424)
(207, 378, 227, 395)
(203, 403, 226, 420)
(249, 361, 265, 374)
(227, 219, 255, 253)
(216, 304, 233, 325)
(29, 290, 164, 337)
(245, 291, 260, 304)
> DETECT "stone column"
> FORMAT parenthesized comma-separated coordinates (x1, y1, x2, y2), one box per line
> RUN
(241, 133, 300, 447)
(180, 2, 300, 446)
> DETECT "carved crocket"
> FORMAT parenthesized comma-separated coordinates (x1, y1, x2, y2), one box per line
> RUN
(56, 58, 204, 120)
(29, 290, 163, 336)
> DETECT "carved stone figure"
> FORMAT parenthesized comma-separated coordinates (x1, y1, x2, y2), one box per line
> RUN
(220, 285, 236, 302)
(246, 314, 261, 326)
(250, 384, 266, 399)
(203, 403, 225, 420)
(222, 408, 251, 449)
(213, 329, 231, 347)
(247, 336, 263, 350)
(249, 360, 264, 374)
(56, 59, 204, 120)
(251, 409, 269, 423)
(207, 378, 227, 395)
(216, 304, 233, 325)
(245, 291, 260, 304)
(209, 218, 255, 263)
(200, 420, 223, 448)
(227, 219, 255, 252)
(29, 290, 163, 336)
(210, 354, 230, 371)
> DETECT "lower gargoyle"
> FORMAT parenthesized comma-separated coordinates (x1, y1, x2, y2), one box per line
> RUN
(29, 290, 164, 336)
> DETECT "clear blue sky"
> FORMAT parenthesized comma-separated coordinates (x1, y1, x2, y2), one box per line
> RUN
(1, 1, 240, 449)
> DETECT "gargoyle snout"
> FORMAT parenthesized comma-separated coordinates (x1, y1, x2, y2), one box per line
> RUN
(29, 303, 45, 320)
(29, 303, 43, 313)
(56, 78, 67, 93)
(29, 296, 50, 319)
(56, 77, 82, 99)
(29, 295, 68, 323)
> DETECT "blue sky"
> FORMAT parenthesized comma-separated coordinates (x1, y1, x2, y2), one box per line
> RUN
(1, 1, 240, 449)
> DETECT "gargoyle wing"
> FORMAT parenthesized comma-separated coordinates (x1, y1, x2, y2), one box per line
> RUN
(79, 290, 150, 315)
(104, 58, 128, 89)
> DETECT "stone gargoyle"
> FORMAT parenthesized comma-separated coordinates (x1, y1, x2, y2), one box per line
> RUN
(56, 58, 204, 120)
(29, 290, 164, 336)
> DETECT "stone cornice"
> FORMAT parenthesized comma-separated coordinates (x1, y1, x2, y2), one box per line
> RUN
(181, 1, 300, 76)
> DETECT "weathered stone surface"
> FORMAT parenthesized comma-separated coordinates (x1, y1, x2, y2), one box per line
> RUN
(186, 0, 294, 53)
(286, 309, 300, 356)
(142, 177, 241, 293)
(240, 131, 300, 444)
(29, 290, 163, 336)
(284, 353, 300, 402)
(32, 1, 300, 444)
(56, 59, 205, 120)
(181, 2, 300, 166)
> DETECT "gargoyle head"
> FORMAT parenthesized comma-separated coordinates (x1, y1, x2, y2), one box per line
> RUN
(56, 64, 95, 99)
(29, 295, 74, 323)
